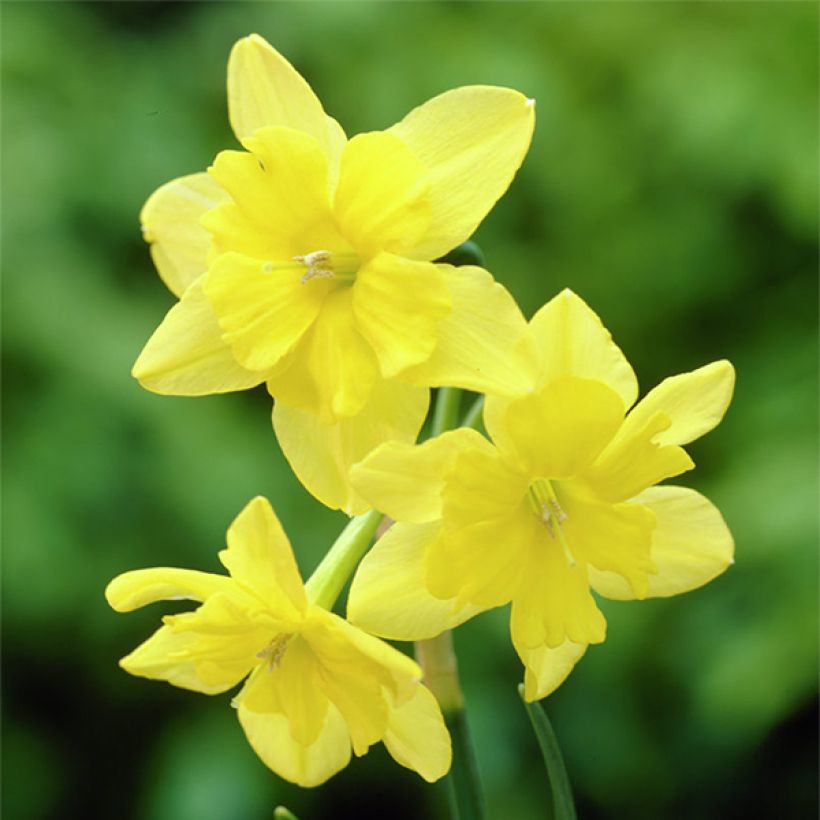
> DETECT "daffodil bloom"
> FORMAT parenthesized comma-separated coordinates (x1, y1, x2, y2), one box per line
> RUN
(105, 497, 451, 786)
(133, 34, 534, 514)
(347, 290, 735, 701)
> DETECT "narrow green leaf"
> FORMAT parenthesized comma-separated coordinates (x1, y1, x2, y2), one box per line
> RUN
(443, 705, 486, 820)
(273, 807, 299, 820)
(518, 684, 577, 820)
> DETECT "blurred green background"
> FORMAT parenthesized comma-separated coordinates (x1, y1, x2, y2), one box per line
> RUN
(2, 2, 817, 818)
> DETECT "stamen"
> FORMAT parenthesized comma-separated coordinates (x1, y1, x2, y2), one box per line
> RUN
(294, 249, 334, 284)
(527, 479, 577, 567)
(256, 633, 293, 671)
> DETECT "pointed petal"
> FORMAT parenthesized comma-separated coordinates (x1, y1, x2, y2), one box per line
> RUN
(348, 521, 482, 640)
(620, 360, 735, 447)
(273, 379, 429, 515)
(350, 427, 489, 525)
(383, 685, 452, 782)
(530, 289, 638, 408)
(140, 173, 228, 297)
(227, 34, 346, 176)
(389, 86, 535, 260)
(132, 278, 265, 396)
(584, 411, 694, 503)
(218, 496, 307, 614)
(502, 377, 625, 478)
(105, 567, 232, 612)
(334, 132, 431, 258)
(265, 287, 380, 421)
(118, 624, 239, 695)
(514, 638, 587, 702)
(352, 254, 451, 378)
(589, 486, 734, 600)
(510, 543, 606, 649)
(203, 251, 324, 372)
(237, 700, 351, 787)
(206, 126, 343, 261)
(400, 265, 532, 396)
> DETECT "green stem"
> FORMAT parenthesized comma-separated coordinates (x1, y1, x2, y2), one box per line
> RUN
(518, 685, 578, 820)
(431, 387, 462, 437)
(461, 396, 485, 432)
(304, 508, 382, 610)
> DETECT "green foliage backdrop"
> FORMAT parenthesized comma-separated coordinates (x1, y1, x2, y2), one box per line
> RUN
(2, 2, 817, 819)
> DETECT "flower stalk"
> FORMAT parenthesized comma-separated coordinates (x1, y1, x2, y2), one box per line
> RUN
(416, 384, 486, 820)
(305, 508, 383, 610)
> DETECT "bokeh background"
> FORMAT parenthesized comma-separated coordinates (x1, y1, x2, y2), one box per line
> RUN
(3, 2, 817, 818)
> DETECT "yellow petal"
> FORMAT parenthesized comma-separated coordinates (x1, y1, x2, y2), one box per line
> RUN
(389, 86, 535, 260)
(560, 491, 657, 598)
(620, 360, 735, 447)
(350, 427, 489, 525)
(514, 639, 588, 702)
(352, 253, 451, 378)
(589, 486, 734, 600)
(441, 444, 529, 531)
(132, 278, 265, 396)
(348, 521, 482, 640)
(510, 541, 606, 649)
(162, 594, 280, 687)
(234, 637, 329, 746)
(430, 448, 532, 607)
(207, 126, 344, 261)
(218, 496, 307, 615)
(203, 251, 325, 372)
(428, 512, 534, 609)
(502, 377, 625, 478)
(530, 289, 638, 407)
(227, 34, 346, 179)
(400, 265, 532, 396)
(305, 610, 420, 756)
(237, 698, 351, 787)
(140, 173, 228, 297)
(265, 287, 380, 421)
(273, 378, 429, 514)
(383, 685, 452, 782)
(105, 567, 232, 612)
(334, 132, 431, 258)
(118, 624, 237, 695)
(308, 608, 422, 702)
(583, 410, 694, 503)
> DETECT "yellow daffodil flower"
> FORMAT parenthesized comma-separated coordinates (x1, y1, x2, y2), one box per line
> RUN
(105, 497, 451, 786)
(132, 34, 534, 514)
(347, 290, 735, 702)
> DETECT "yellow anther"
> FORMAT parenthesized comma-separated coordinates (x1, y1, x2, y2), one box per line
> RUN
(295, 249, 334, 283)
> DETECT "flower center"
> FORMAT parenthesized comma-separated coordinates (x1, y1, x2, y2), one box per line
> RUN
(527, 479, 577, 567)
(256, 633, 293, 671)
(294, 249, 359, 284)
